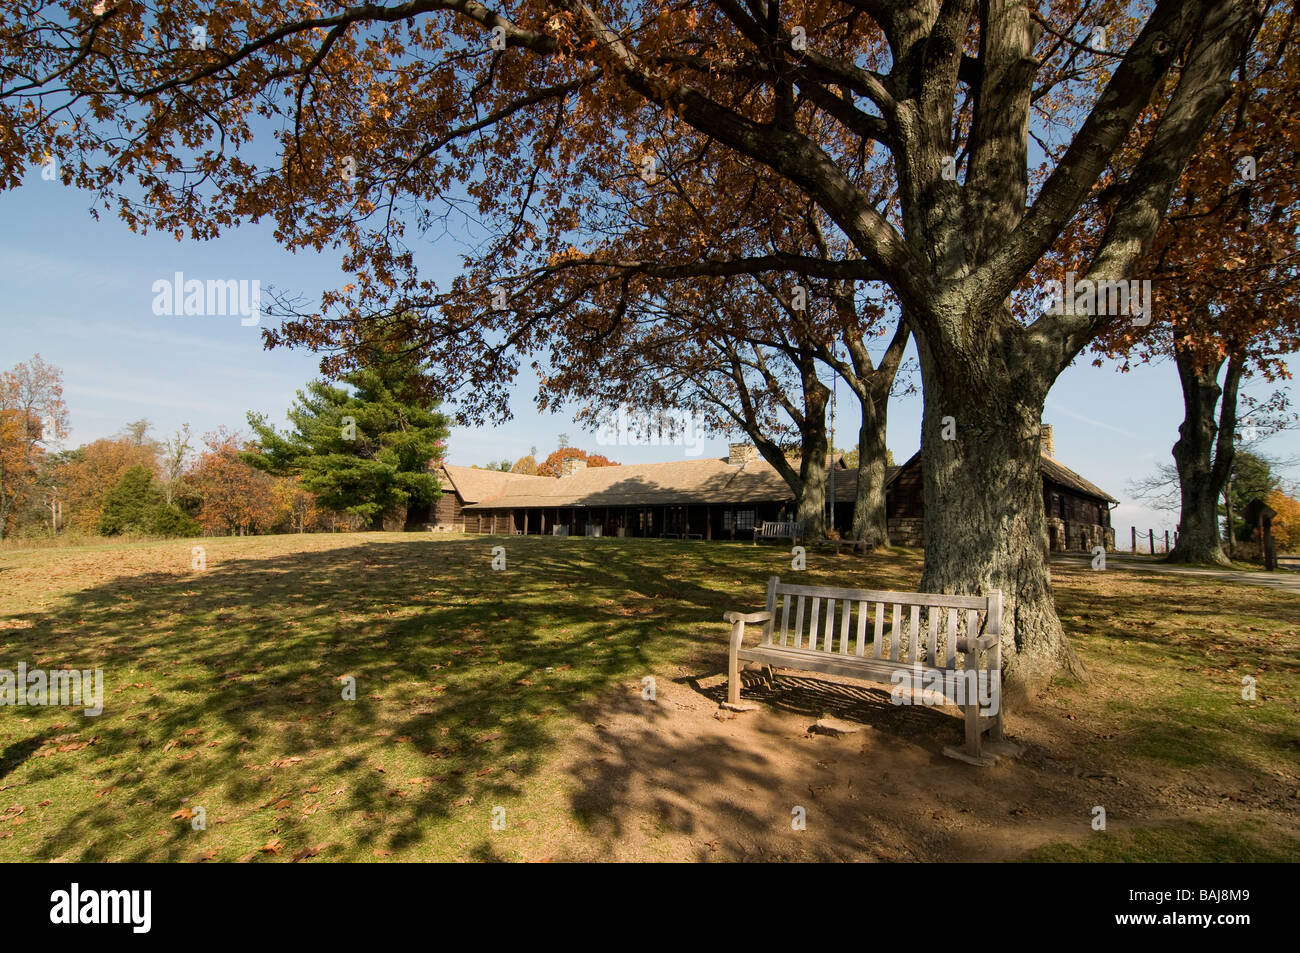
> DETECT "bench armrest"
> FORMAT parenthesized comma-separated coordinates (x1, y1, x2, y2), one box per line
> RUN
(723, 610, 773, 625)
(955, 633, 1002, 661)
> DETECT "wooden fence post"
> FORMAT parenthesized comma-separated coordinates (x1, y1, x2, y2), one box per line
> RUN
(1131, 526, 1136, 553)
(1148, 529, 1154, 553)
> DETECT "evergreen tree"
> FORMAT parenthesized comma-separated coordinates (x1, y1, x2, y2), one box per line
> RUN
(98, 464, 159, 535)
(1228, 451, 1280, 541)
(245, 356, 450, 531)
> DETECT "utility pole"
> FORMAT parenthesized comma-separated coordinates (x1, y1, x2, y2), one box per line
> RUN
(1224, 476, 1236, 558)
(828, 369, 836, 535)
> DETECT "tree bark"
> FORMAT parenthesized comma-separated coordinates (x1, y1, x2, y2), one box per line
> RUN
(1167, 338, 1241, 566)
(795, 400, 830, 540)
(851, 394, 890, 547)
(915, 334, 1084, 705)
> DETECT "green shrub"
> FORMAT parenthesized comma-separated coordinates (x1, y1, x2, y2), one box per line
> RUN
(145, 503, 202, 538)
(98, 465, 160, 535)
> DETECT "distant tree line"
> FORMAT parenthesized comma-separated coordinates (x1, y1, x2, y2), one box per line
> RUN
(0, 353, 450, 541)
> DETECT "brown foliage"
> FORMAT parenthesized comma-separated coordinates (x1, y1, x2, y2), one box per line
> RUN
(536, 447, 620, 478)
(53, 438, 158, 534)
(192, 428, 276, 536)
(0, 355, 69, 537)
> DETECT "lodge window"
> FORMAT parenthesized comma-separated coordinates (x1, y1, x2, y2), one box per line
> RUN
(724, 510, 756, 530)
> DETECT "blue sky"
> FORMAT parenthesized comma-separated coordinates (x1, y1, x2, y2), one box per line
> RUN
(1, 169, 1294, 539)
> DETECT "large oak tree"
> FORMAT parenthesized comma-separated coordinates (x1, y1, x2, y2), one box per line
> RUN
(1, 1, 1268, 698)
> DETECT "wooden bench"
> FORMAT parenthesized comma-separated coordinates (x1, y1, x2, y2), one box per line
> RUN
(752, 520, 802, 545)
(822, 538, 873, 556)
(723, 576, 1009, 764)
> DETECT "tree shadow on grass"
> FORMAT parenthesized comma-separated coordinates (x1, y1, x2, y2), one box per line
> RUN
(5, 536, 1293, 859)
(0, 536, 803, 860)
(0, 539, 1013, 868)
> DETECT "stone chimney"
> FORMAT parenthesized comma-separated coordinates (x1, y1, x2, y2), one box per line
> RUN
(560, 458, 587, 477)
(1041, 424, 1055, 459)
(728, 442, 758, 467)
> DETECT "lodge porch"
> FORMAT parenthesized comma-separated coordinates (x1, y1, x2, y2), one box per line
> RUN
(457, 502, 856, 539)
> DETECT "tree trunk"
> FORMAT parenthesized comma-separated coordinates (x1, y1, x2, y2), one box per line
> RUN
(796, 444, 828, 540)
(1167, 342, 1239, 566)
(794, 387, 830, 540)
(403, 499, 433, 531)
(850, 390, 890, 547)
(915, 342, 1083, 706)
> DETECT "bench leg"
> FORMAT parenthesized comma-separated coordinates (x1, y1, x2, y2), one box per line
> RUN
(964, 701, 981, 757)
(727, 620, 745, 705)
(989, 646, 1005, 742)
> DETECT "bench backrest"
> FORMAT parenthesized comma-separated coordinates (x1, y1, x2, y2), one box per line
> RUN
(760, 575, 1001, 669)
(758, 521, 800, 538)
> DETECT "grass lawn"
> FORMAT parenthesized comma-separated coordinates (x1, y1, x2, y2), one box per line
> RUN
(0, 533, 1296, 862)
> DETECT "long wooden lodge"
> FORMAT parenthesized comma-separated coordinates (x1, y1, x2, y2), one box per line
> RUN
(432, 427, 1117, 552)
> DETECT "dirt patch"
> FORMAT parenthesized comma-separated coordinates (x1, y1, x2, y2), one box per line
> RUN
(531, 668, 1298, 861)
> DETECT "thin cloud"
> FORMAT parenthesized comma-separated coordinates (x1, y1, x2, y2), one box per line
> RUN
(1045, 401, 1140, 438)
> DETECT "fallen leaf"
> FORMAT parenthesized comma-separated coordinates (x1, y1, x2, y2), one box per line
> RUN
(291, 844, 326, 862)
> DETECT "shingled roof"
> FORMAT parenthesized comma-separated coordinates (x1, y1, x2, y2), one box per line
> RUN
(884, 452, 1117, 504)
(438, 465, 552, 504)
(450, 456, 897, 510)
(443, 450, 1114, 510)
(1039, 455, 1119, 504)
(457, 457, 767, 508)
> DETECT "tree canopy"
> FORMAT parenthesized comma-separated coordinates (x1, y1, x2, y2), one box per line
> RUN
(2, 0, 1280, 694)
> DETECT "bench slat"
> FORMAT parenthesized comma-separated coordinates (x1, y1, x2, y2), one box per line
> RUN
(774, 583, 993, 610)
(873, 603, 884, 659)
(840, 600, 852, 655)
(809, 598, 821, 652)
(856, 601, 868, 657)
(927, 608, 939, 666)
(890, 605, 901, 661)
(780, 593, 792, 647)
(909, 605, 920, 663)
(737, 645, 987, 690)
(945, 609, 958, 668)
(794, 596, 806, 649)
(764, 576, 778, 645)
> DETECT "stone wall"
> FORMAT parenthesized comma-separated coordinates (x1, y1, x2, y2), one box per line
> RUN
(887, 517, 925, 546)
(1046, 517, 1115, 552)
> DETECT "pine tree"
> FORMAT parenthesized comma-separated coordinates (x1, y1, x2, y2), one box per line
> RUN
(98, 465, 159, 535)
(245, 357, 450, 531)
